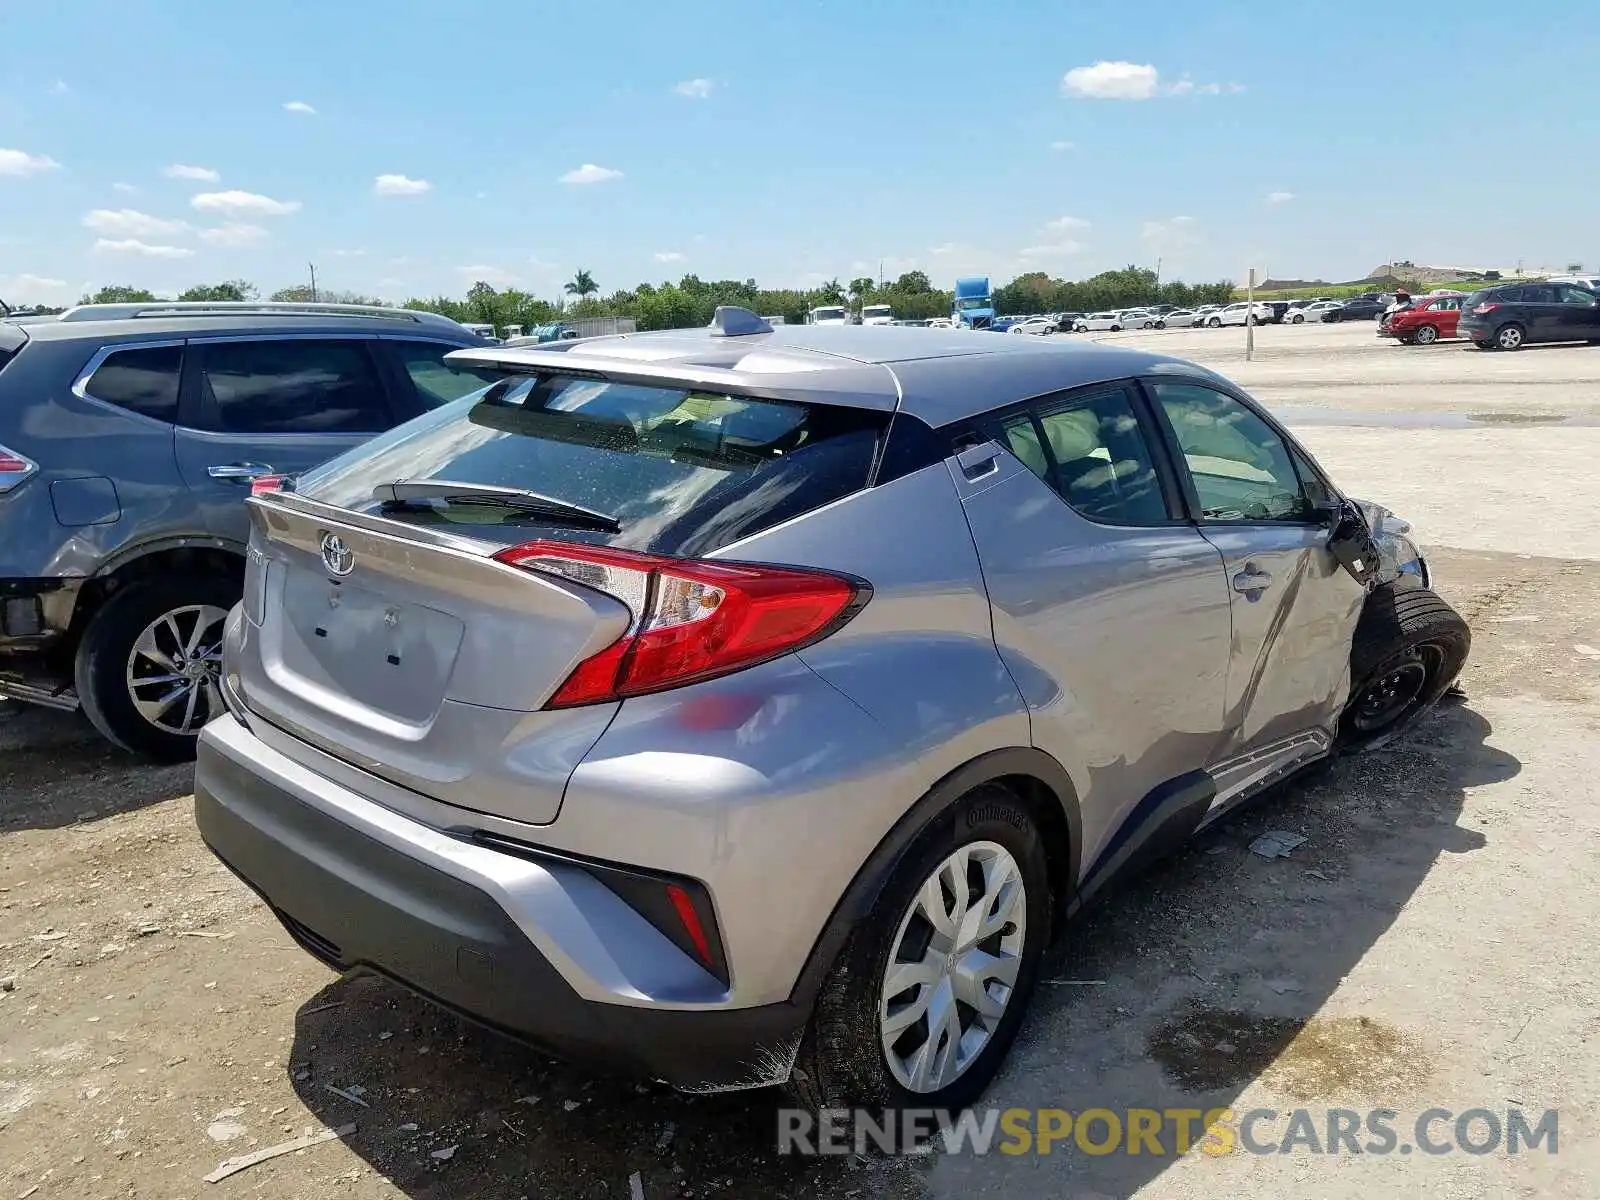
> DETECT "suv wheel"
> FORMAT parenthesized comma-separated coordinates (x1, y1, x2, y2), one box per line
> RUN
(1494, 323, 1525, 350)
(1207, 316, 1222, 328)
(787, 783, 1051, 1114)
(75, 576, 237, 761)
(1339, 583, 1470, 750)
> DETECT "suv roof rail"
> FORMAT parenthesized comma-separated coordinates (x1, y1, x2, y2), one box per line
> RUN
(56, 301, 468, 331)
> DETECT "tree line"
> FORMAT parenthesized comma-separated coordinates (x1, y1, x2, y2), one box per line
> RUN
(56, 265, 1240, 329)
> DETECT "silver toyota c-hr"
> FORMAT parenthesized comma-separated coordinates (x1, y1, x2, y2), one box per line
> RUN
(195, 308, 1468, 1112)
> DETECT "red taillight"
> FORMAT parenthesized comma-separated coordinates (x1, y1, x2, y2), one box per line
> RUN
(666, 883, 714, 967)
(0, 444, 37, 494)
(493, 539, 865, 707)
(1472, 303, 1499, 315)
(250, 474, 290, 496)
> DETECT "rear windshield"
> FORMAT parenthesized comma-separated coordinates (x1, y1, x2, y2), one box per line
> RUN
(296, 374, 888, 558)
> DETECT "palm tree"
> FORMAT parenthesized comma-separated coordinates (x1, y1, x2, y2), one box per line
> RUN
(565, 270, 598, 303)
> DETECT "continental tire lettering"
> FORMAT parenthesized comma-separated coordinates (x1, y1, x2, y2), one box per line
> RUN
(967, 802, 1029, 833)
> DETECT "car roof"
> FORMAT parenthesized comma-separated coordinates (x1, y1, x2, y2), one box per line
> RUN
(17, 305, 481, 345)
(449, 319, 1217, 428)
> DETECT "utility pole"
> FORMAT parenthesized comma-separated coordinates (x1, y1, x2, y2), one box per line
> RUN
(1246, 267, 1256, 361)
(308, 262, 318, 302)
(1154, 257, 1162, 303)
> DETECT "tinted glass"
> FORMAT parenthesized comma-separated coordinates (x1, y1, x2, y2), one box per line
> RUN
(196, 339, 389, 434)
(1150, 381, 1313, 522)
(83, 344, 182, 422)
(394, 340, 504, 408)
(296, 375, 887, 558)
(1001, 387, 1168, 525)
(1495, 287, 1526, 302)
(1558, 286, 1596, 306)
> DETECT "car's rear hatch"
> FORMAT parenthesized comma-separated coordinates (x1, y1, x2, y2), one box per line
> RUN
(230, 369, 890, 825)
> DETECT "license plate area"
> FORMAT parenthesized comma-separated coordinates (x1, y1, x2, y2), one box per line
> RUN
(276, 569, 466, 726)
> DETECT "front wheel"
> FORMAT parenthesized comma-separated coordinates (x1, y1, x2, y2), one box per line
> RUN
(75, 575, 239, 760)
(1154, 320, 1167, 330)
(1413, 324, 1439, 345)
(787, 784, 1051, 1115)
(1339, 584, 1470, 750)
(1207, 317, 1221, 328)
(1291, 313, 1305, 324)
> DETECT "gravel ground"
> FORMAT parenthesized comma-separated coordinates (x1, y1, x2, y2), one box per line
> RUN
(2, 320, 1597, 1199)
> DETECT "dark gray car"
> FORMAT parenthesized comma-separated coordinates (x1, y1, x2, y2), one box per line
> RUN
(0, 301, 494, 757)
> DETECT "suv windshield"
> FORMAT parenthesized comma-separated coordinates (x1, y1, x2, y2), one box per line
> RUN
(296, 374, 888, 558)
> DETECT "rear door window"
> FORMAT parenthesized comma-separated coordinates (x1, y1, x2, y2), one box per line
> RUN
(191, 339, 391, 434)
(80, 343, 183, 422)
(391, 340, 505, 408)
(295, 375, 888, 558)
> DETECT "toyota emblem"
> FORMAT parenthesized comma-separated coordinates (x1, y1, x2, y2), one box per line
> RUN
(320, 532, 355, 577)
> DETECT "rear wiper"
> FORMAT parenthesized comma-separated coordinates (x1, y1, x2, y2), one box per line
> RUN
(372, 480, 621, 533)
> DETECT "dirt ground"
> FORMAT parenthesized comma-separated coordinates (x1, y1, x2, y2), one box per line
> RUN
(3, 321, 1598, 1199)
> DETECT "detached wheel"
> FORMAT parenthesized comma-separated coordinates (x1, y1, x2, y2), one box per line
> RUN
(75, 575, 238, 760)
(1494, 323, 1525, 350)
(1413, 324, 1439, 345)
(787, 783, 1051, 1115)
(1339, 583, 1470, 750)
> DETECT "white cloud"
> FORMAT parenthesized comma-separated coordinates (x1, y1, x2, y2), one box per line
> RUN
(1062, 62, 1242, 100)
(164, 163, 220, 183)
(1, 272, 68, 297)
(1051, 140, 1075, 151)
(930, 243, 965, 257)
(456, 264, 521, 288)
(190, 190, 301, 216)
(49, 80, 70, 96)
(373, 173, 431, 197)
(0, 149, 62, 177)
(1045, 215, 1091, 232)
(1062, 61, 1160, 100)
(93, 238, 195, 259)
(82, 208, 191, 238)
(198, 223, 268, 247)
(674, 78, 714, 99)
(330, 248, 366, 257)
(283, 100, 316, 115)
(1266, 190, 1295, 204)
(112, 181, 138, 195)
(559, 164, 623, 185)
(654, 251, 686, 264)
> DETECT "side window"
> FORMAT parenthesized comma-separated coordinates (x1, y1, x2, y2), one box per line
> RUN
(1148, 381, 1314, 522)
(1495, 287, 1525, 303)
(1000, 386, 1169, 525)
(80, 344, 182, 423)
(194, 339, 390, 434)
(1558, 286, 1596, 306)
(393, 340, 504, 408)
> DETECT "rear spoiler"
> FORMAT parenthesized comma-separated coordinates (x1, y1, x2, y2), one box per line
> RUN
(0, 321, 28, 360)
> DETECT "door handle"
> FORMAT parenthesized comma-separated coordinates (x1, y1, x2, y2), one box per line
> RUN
(1232, 565, 1274, 595)
(208, 463, 275, 482)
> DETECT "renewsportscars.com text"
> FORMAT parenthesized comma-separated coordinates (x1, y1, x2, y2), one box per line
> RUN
(778, 1106, 1559, 1158)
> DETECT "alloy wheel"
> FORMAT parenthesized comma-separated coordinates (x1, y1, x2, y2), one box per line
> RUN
(125, 604, 229, 735)
(879, 841, 1027, 1094)
(1415, 325, 1438, 344)
(1496, 325, 1524, 350)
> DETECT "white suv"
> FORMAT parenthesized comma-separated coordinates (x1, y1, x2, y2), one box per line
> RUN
(1208, 302, 1274, 328)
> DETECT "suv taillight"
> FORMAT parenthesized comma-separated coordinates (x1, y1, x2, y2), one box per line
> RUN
(494, 540, 867, 707)
(1472, 303, 1499, 315)
(0, 443, 37, 494)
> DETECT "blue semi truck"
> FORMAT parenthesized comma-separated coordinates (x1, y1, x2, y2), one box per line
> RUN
(953, 276, 997, 329)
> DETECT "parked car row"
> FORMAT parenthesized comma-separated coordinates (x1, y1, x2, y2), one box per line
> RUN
(1381, 280, 1600, 350)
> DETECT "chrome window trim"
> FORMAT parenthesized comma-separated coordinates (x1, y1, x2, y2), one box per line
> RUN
(69, 339, 187, 430)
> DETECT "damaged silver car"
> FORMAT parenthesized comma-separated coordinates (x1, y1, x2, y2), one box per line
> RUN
(194, 311, 1470, 1111)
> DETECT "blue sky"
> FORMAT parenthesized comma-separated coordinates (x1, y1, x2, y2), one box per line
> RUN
(3, 1, 1597, 306)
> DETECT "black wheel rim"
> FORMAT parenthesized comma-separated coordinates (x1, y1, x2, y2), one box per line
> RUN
(1350, 650, 1435, 732)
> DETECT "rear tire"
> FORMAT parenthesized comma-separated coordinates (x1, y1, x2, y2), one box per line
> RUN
(1494, 323, 1525, 350)
(1339, 583, 1470, 751)
(75, 575, 238, 761)
(786, 783, 1051, 1117)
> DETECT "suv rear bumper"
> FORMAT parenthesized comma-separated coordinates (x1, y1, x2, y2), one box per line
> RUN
(0, 577, 81, 650)
(193, 714, 810, 1092)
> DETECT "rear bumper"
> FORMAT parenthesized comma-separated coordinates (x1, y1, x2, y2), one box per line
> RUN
(193, 715, 810, 1092)
(0, 577, 80, 650)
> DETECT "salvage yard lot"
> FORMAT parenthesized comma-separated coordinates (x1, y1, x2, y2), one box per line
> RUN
(3, 321, 1599, 1199)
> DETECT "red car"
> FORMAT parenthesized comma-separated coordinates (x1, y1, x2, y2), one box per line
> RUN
(1379, 294, 1466, 345)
